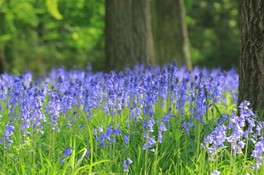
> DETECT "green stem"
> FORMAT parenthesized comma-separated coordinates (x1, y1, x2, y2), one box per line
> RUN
(195, 120, 201, 160)
(244, 136, 249, 166)
(153, 142, 159, 175)
(144, 134, 149, 175)
(32, 128, 36, 174)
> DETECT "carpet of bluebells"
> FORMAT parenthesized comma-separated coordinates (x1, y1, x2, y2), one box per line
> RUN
(0, 63, 264, 174)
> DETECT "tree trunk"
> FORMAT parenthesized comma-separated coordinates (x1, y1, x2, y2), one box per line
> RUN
(177, 0, 192, 70)
(238, 0, 264, 114)
(105, 0, 155, 71)
(151, 0, 192, 70)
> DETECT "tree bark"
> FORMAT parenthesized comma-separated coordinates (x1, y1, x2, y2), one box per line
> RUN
(238, 0, 264, 114)
(105, 0, 155, 71)
(151, 0, 192, 70)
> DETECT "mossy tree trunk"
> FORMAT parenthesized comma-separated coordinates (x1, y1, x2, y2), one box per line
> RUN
(238, 0, 264, 114)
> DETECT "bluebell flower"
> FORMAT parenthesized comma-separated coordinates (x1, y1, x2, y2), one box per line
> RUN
(124, 134, 129, 146)
(143, 136, 156, 150)
(94, 125, 121, 147)
(182, 121, 193, 134)
(123, 160, 128, 172)
(162, 114, 172, 127)
(159, 122, 167, 132)
(60, 147, 74, 164)
(146, 118, 155, 133)
(0, 120, 15, 147)
(239, 100, 250, 110)
(123, 157, 133, 172)
(158, 131, 163, 143)
(252, 137, 264, 168)
(157, 122, 167, 143)
(202, 125, 227, 156)
(46, 92, 62, 131)
(63, 147, 74, 157)
(127, 157, 133, 164)
(256, 122, 264, 136)
(210, 170, 220, 175)
(60, 158, 65, 164)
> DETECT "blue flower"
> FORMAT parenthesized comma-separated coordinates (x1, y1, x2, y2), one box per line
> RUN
(124, 134, 129, 146)
(159, 122, 167, 132)
(202, 125, 227, 156)
(123, 157, 133, 172)
(63, 147, 74, 157)
(210, 170, 220, 175)
(143, 136, 156, 150)
(60, 147, 74, 164)
(158, 131, 163, 143)
(0, 120, 15, 147)
(252, 137, 264, 168)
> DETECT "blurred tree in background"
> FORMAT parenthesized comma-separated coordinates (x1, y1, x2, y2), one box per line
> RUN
(0, 0, 240, 74)
(151, 0, 192, 70)
(105, 0, 155, 71)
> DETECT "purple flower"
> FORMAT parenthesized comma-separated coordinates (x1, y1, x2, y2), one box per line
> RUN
(182, 121, 193, 134)
(239, 100, 250, 110)
(252, 137, 264, 168)
(210, 170, 220, 175)
(0, 120, 15, 147)
(202, 125, 227, 155)
(124, 134, 129, 146)
(159, 122, 167, 132)
(162, 114, 172, 127)
(46, 92, 62, 131)
(123, 157, 133, 172)
(256, 122, 264, 136)
(144, 118, 155, 133)
(94, 125, 121, 147)
(157, 122, 167, 143)
(158, 131, 163, 143)
(60, 147, 74, 164)
(143, 136, 156, 150)
(63, 147, 74, 157)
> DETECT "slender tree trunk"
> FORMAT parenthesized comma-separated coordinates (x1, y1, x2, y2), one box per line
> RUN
(151, 0, 192, 70)
(105, 0, 155, 71)
(177, 0, 192, 70)
(238, 0, 264, 114)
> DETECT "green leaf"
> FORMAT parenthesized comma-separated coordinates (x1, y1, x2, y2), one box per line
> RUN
(73, 160, 110, 175)
(0, 34, 11, 43)
(46, 0, 63, 20)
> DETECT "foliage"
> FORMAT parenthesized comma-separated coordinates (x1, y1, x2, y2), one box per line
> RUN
(0, 0, 240, 73)
(0, 63, 263, 174)
(0, 0, 105, 74)
(187, 0, 240, 69)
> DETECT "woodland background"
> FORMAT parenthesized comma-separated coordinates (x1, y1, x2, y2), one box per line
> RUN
(0, 0, 240, 74)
